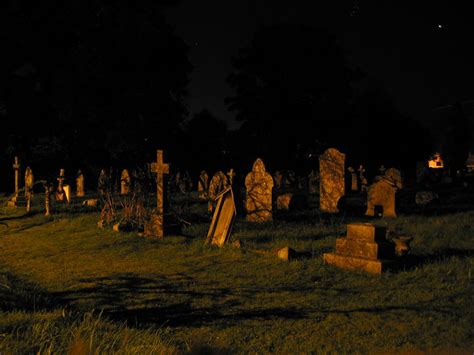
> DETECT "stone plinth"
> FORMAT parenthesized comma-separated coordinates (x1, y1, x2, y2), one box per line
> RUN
(323, 223, 396, 274)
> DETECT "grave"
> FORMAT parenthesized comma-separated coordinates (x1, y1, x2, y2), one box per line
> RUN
(76, 170, 85, 197)
(319, 148, 345, 213)
(205, 187, 237, 247)
(245, 158, 274, 222)
(121, 169, 131, 194)
(366, 168, 403, 218)
(323, 223, 397, 274)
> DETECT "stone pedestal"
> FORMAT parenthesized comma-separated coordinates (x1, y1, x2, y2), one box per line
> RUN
(323, 223, 397, 274)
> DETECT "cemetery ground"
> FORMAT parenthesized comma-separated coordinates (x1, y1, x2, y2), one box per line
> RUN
(0, 193, 473, 353)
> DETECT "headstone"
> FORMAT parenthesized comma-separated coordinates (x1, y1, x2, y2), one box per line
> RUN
(76, 170, 85, 197)
(121, 169, 131, 194)
(208, 171, 229, 214)
(273, 171, 283, 190)
(245, 158, 274, 222)
(358, 165, 368, 193)
(347, 166, 358, 191)
(308, 169, 319, 194)
(277, 247, 297, 261)
(227, 168, 236, 186)
(55, 169, 66, 201)
(276, 193, 293, 210)
(63, 185, 71, 203)
(98, 169, 108, 196)
(25, 167, 34, 212)
(319, 148, 345, 213)
(43, 182, 52, 216)
(13, 156, 20, 197)
(205, 187, 237, 247)
(323, 223, 397, 274)
(145, 150, 170, 238)
(198, 170, 209, 199)
(365, 168, 403, 218)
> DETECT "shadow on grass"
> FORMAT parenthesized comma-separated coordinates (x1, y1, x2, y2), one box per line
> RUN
(398, 248, 474, 272)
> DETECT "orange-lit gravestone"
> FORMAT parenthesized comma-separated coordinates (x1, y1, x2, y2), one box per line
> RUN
(245, 158, 274, 222)
(323, 223, 396, 274)
(121, 169, 131, 194)
(365, 168, 403, 218)
(319, 148, 345, 213)
(205, 187, 237, 247)
(76, 170, 85, 197)
(198, 170, 209, 199)
(25, 167, 34, 212)
(145, 150, 170, 238)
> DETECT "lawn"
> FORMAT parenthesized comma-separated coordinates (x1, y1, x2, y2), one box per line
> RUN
(0, 193, 473, 353)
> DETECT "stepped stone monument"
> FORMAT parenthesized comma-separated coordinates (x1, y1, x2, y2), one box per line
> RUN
(323, 223, 397, 274)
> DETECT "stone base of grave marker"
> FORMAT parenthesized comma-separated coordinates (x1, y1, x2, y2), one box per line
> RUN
(143, 212, 181, 238)
(323, 223, 398, 274)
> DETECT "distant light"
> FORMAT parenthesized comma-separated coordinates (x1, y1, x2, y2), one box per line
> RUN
(438, 24, 443, 29)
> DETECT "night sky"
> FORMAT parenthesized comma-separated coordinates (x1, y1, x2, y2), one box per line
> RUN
(166, 1, 474, 129)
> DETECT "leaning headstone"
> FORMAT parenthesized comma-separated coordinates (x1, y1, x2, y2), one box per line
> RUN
(365, 168, 403, 218)
(205, 187, 237, 247)
(319, 148, 345, 213)
(76, 170, 85, 197)
(121, 169, 131, 194)
(208, 171, 229, 214)
(323, 223, 397, 274)
(198, 170, 209, 199)
(144, 150, 170, 238)
(245, 158, 274, 222)
(63, 185, 71, 203)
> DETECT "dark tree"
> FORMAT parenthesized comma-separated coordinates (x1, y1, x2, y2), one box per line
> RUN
(0, 0, 191, 184)
(225, 24, 356, 167)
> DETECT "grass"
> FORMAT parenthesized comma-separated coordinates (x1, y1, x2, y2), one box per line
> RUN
(0, 193, 473, 353)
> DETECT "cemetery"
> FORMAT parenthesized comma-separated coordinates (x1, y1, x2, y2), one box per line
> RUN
(0, 149, 473, 353)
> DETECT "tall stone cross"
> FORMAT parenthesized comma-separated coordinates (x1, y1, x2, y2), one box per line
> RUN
(13, 156, 20, 196)
(227, 168, 236, 186)
(149, 150, 170, 237)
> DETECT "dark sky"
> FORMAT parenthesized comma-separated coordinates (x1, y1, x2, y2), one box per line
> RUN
(166, 1, 474, 129)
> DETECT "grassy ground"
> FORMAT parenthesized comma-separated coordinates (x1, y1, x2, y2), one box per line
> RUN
(0, 193, 473, 353)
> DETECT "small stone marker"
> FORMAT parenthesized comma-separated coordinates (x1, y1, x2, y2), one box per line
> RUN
(205, 187, 237, 247)
(319, 148, 345, 213)
(277, 247, 297, 261)
(76, 170, 85, 197)
(145, 150, 170, 238)
(245, 158, 274, 222)
(348, 167, 358, 191)
(43, 182, 52, 216)
(323, 223, 396, 274)
(366, 168, 403, 218)
(276, 193, 293, 210)
(25, 167, 34, 212)
(63, 185, 71, 203)
(121, 169, 131, 194)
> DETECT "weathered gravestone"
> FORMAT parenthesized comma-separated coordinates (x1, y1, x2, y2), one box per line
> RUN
(25, 167, 34, 212)
(227, 168, 236, 186)
(13, 156, 20, 197)
(98, 169, 108, 196)
(43, 182, 52, 216)
(63, 185, 71, 204)
(144, 150, 170, 238)
(323, 223, 397, 274)
(245, 158, 274, 222)
(198, 170, 209, 199)
(208, 171, 229, 214)
(205, 187, 237, 247)
(55, 169, 66, 201)
(365, 168, 403, 218)
(319, 148, 345, 213)
(348, 167, 358, 191)
(121, 169, 131, 194)
(76, 170, 85, 197)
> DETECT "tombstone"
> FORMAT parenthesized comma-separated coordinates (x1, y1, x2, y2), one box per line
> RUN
(365, 168, 403, 218)
(245, 158, 274, 222)
(121, 169, 131, 194)
(308, 169, 319, 194)
(76, 170, 85, 197)
(63, 185, 71, 203)
(205, 187, 237, 247)
(43, 182, 52, 216)
(273, 171, 283, 191)
(227, 168, 236, 186)
(55, 169, 66, 201)
(144, 150, 170, 238)
(208, 171, 229, 214)
(198, 170, 209, 199)
(13, 156, 20, 197)
(24, 167, 34, 212)
(323, 223, 397, 274)
(319, 148, 345, 213)
(347, 167, 358, 191)
(358, 165, 368, 192)
(98, 169, 108, 196)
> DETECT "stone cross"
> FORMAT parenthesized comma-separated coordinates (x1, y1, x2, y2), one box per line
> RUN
(148, 150, 170, 237)
(227, 168, 236, 186)
(13, 156, 20, 196)
(57, 169, 65, 190)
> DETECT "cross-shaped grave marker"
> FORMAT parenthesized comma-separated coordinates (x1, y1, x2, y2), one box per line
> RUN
(148, 150, 170, 237)
(227, 168, 236, 186)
